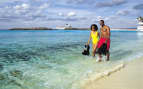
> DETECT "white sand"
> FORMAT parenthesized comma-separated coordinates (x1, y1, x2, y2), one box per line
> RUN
(82, 58, 143, 89)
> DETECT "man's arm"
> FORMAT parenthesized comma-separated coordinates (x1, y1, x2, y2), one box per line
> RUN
(105, 26, 110, 43)
(106, 26, 110, 39)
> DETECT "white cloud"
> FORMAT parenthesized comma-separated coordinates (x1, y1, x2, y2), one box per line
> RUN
(39, 3, 50, 9)
(0, 0, 140, 29)
(57, 11, 77, 17)
(92, 16, 105, 22)
(67, 12, 76, 17)
(116, 9, 140, 16)
(58, 12, 64, 16)
(0, 0, 19, 4)
(112, 0, 125, 4)
(98, 15, 137, 28)
(13, 4, 30, 15)
(134, 3, 143, 10)
(14, 5, 21, 9)
(14, 3, 30, 10)
(116, 9, 130, 16)
(96, 0, 126, 8)
(22, 3, 29, 9)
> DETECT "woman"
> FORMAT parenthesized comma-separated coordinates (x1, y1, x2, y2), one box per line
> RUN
(87, 24, 99, 57)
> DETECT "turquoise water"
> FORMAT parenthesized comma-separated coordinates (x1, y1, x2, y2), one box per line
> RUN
(0, 30, 143, 89)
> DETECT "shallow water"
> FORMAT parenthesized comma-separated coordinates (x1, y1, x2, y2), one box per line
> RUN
(0, 30, 143, 89)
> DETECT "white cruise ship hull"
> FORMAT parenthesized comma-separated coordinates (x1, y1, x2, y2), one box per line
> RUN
(137, 26, 143, 31)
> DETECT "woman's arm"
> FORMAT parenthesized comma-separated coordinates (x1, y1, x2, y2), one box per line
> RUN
(87, 32, 91, 45)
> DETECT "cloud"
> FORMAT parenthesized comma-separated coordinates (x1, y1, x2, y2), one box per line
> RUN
(0, 2, 49, 22)
(21, 3, 29, 9)
(65, 0, 94, 4)
(92, 16, 105, 22)
(67, 12, 76, 17)
(116, 9, 140, 16)
(0, 18, 12, 22)
(39, 3, 50, 9)
(133, 4, 143, 10)
(58, 11, 77, 17)
(60, 0, 127, 8)
(96, 0, 127, 8)
(0, 0, 140, 29)
(14, 3, 30, 14)
(47, 16, 87, 22)
(0, 0, 19, 4)
(47, 17, 77, 21)
(116, 9, 130, 16)
(58, 12, 64, 16)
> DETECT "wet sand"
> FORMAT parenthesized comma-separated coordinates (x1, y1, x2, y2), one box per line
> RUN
(82, 58, 143, 89)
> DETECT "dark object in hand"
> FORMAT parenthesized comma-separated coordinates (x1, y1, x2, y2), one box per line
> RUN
(82, 45, 90, 56)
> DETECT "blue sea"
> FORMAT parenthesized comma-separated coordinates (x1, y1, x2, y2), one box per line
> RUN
(0, 30, 143, 89)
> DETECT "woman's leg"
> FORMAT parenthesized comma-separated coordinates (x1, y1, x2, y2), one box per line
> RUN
(92, 44, 94, 57)
(92, 44, 98, 57)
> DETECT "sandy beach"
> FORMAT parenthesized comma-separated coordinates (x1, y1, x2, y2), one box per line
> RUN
(82, 58, 143, 89)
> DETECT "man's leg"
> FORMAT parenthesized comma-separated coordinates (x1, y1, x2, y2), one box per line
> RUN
(106, 51, 110, 61)
(98, 54, 102, 62)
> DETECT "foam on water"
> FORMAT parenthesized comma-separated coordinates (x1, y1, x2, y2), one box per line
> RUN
(0, 30, 143, 89)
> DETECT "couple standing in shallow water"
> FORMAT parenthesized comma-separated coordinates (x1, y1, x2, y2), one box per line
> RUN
(87, 20, 110, 62)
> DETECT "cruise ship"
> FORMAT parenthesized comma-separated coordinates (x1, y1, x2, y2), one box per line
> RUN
(56, 24, 72, 30)
(55, 26, 65, 30)
(137, 17, 143, 31)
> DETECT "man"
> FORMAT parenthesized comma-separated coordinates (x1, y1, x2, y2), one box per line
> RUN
(97, 20, 110, 61)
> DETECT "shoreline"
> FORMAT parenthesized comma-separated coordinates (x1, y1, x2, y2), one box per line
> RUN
(81, 57, 143, 89)
(79, 62, 125, 88)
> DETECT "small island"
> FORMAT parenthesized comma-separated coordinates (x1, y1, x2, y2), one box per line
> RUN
(9, 27, 53, 30)
(9, 27, 89, 30)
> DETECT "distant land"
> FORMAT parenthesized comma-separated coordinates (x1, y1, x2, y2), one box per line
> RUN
(111, 28, 137, 31)
(9, 27, 53, 30)
(8, 27, 137, 30)
(9, 27, 89, 30)
(111, 27, 136, 29)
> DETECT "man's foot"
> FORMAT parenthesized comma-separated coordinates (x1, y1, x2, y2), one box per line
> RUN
(96, 59, 102, 62)
(106, 59, 109, 61)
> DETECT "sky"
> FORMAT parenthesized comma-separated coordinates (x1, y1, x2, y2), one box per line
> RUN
(0, 0, 143, 29)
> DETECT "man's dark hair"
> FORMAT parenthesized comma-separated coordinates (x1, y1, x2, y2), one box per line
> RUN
(90, 24, 98, 31)
(100, 20, 104, 23)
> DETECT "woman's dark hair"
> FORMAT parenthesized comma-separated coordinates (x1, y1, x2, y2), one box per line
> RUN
(90, 24, 98, 31)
